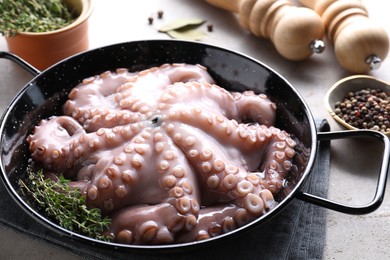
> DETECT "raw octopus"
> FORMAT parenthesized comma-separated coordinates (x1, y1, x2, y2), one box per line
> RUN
(27, 63, 296, 245)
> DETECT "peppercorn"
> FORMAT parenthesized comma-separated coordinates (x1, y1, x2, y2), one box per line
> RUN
(334, 87, 390, 134)
(157, 10, 164, 19)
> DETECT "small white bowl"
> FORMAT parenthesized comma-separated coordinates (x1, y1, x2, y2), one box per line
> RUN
(325, 75, 390, 137)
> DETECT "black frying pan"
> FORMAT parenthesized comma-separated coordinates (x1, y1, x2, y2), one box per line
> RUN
(0, 40, 389, 252)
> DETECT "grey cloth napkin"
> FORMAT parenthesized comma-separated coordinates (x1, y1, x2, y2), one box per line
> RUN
(0, 119, 330, 260)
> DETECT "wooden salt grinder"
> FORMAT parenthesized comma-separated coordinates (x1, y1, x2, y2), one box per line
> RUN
(300, 0, 389, 73)
(205, 0, 325, 61)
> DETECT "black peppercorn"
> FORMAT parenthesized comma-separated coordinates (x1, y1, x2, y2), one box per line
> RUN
(334, 87, 390, 134)
(157, 10, 164, 19)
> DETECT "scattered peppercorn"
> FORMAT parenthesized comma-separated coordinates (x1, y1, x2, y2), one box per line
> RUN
(157, 10, 164, 19)
(148, 16, 154, 25)
(334, 88, 390, 134)
(207, 24, 213, 32)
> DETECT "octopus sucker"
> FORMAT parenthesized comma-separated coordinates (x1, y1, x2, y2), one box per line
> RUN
(221, 174, 238, 190)
(87, 185, 98, 200)
(285, 147, 296, 158)
(170, 187, 185, 198)
(213, 159, 225, 172)
(161, 175, 177, 189)
(98, 176, 112, 189)
(246, 173, 261, 185)
(200, 147, 213, 161)
(181, 181, 193, 195)
(225, 165, 239, 175)
(190, 199, 200, 212)
(177, 197, 192, 214)
(139, 221, 159, 242)
(130, 154, 143, 168)
(117, 229, 133, 244)
(260, 189, 276, 209)
(283, 160, 293, 171)
(122, 170, 137, 184)
(222, 216, 236, 233)
(173, 166, 185, 178)
(276, 141, 286, 150)
(27, 63, 298, 245)
(163, 150, 176, 160)
(108, 163, 121, 176)
(51, 149, 61, 159)
(158, 160, 170, 172)
(195, 230, 210, 241)
(236, 180, 254, 196)
(155, 227, 174, 244)
(207, 174, 220, 189)
(115, 185, 127, 198)
(187, 149, 199, 159)
(244, 193, 264, 215)
(234, 208, 254, 227)
(208, 223, 222, 237)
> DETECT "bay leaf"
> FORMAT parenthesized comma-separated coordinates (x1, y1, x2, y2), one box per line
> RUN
(158, 18, 205, 32)
(166, 29, 206, 41)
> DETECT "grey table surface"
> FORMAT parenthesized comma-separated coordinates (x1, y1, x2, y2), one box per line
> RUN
(0, 0, 389, 259)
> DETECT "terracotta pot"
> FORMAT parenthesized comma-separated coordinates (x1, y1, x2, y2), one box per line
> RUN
(4, 0, 93, 71)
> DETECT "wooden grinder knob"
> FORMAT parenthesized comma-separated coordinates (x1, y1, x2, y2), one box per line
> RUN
(206, 0, 325, 61)
(300, 0, 390, 73)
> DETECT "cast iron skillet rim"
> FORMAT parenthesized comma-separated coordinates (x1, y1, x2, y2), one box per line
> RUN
(0, 39, 318, 251)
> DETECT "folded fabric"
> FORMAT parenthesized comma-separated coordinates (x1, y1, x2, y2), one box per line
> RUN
(0, 119, 330, 260)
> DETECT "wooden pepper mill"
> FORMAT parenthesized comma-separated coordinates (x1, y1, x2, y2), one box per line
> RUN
(205, 0, 325, 61)
(300, 0, 389, 73)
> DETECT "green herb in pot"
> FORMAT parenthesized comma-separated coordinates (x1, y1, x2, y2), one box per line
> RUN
(0, 0, 76, 37)
(19, 168, 112, 241)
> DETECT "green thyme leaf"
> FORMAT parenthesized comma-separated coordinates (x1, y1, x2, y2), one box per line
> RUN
(19, 168, 112, 241)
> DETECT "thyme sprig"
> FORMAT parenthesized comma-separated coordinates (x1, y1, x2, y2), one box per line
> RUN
(0, 0, 76, 37)
(19, 169, 112, 241)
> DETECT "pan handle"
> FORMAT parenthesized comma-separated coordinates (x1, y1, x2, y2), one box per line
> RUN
(0, 51, 40, 76)
(297, 130, 390, 214)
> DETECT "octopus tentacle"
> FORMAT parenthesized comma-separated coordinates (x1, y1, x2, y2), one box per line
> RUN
(161, 81, 276, 126)
(164, 122, 270, 216)
(64, 64, 215, 132)
(27, 116, 85, 176)
(152, 132, 201, 218)
(63, 69, 135, 128)
(82, 110, 147, 133)
(166, 104, 295, 179)
(232, 90, 276, 126)
(107, 203, 187, 245)
(70, 125, 156, 213)
(176, 204, 254, 242)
